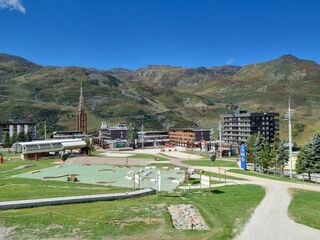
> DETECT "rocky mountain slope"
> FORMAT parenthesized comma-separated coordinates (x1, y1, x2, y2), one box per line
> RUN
(0, 53, 319, 144)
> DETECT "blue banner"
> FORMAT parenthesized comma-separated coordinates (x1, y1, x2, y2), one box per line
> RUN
(240, 145, 247, 170)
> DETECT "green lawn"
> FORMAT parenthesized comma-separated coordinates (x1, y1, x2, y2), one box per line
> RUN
(130, 153, 168, 161)
(288, 189, 320, 229)
(0, 185, 265, 240)
(182, 159, 238, 168)
(201, 171, 247, 181)
(228, 169, 307, 184)
(0, 148, 21, 161)
(90, 150, 105, 157)
(0, 178, 126, 201)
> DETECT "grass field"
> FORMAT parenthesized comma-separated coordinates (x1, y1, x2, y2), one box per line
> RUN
(228, 169, 308, 184)
(0, 185, 265, 240)
(130, 153, 168, 161)
(0, 148, 21, 161)
(182, 159, 238, 168)
(201, 171, 247, 181)
(288, 189, 320, 229)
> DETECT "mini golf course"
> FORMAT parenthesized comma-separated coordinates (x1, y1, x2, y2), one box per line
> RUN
(14, 163, 185, 191)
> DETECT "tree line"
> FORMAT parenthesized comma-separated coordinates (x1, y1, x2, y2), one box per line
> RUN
(3, 132, 32, 147)
(246, 132, 320, 181)
(246, 133, 289, 175)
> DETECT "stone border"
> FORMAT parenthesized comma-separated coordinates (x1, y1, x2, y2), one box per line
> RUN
(0, 188, 155, 210)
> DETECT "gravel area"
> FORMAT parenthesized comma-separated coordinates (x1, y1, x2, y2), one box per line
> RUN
(168, 204, 209, 230)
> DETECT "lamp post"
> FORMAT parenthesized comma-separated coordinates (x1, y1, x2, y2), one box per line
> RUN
(288, 100, 293, 179)
(284, 100, 294, 179)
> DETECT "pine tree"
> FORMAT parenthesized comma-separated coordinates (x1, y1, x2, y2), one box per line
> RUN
(17, 131, 26, 142)
(11, 133, 17, 145)
(246, 134, 257, 164)
(3, 132, 11, 147)
(296, 133, 320, 181)
(276, 141, 289, 175)
(253, 133, 265, 171)
(258, 142, 271, 171)
(127, 124, 138, 147)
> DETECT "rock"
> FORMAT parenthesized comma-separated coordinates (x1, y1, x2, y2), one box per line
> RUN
(167, 204, 209, 230)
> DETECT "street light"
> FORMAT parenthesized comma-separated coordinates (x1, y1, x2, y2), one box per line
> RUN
(284, 99, 295, 179)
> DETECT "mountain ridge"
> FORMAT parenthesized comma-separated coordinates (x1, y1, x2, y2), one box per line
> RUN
(0, 53, 319, 145)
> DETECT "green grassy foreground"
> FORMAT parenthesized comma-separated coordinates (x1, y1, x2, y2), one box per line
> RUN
(288, 189, 320, 229)
(182, 159, 238, 168)
(202, 171, 247, 181)
(228, 169, 309, 184)
(0, 185, 265, 240)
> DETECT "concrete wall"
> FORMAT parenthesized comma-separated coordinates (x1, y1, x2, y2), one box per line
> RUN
(0, 188, 155, 210)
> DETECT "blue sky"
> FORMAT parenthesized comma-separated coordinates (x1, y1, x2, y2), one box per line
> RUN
(0, 0, 320, 69)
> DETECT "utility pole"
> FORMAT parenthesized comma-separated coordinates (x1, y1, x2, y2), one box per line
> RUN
(288, 100, 293, 179)
(219, 121, 222, 158)
(141, 123, 144, 149)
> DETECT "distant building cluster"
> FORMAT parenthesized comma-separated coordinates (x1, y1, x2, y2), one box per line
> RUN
(5, 83, 281, 160)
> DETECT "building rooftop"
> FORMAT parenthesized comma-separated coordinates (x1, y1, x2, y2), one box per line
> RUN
(16, 138, 84, 146)
(0, 121, 36, 125)
(138, 130, 169, 134)
(169, 128, 211, 132)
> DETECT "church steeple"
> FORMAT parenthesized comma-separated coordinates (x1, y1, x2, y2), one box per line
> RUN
(76, 83, 87, 133)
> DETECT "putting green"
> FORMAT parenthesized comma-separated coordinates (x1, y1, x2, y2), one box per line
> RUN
(14, 163, 184, 191)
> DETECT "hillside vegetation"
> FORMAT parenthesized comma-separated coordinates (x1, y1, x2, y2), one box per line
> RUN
(0, 53, 319, 145)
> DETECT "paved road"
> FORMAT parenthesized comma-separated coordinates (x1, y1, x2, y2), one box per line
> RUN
(171, 158, 320, 240)
(235, 181, 320, 240)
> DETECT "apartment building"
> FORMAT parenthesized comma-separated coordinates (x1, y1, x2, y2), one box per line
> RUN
(169, 128, 211, 147)
(137, 130, 169, 147)
(0, 121, 37, 143)
(221, 110, 279, 145)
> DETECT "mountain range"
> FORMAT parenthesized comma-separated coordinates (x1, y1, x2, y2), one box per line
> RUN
(0, 53, 319, 145)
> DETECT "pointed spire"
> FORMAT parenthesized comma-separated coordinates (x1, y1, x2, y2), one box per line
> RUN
(76, 82, 87, 133)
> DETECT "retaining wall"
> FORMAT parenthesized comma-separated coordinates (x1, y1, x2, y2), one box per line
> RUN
(0, 188, 155, 210)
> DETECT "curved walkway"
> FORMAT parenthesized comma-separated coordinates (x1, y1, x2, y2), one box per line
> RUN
(170, 158, 320, 240)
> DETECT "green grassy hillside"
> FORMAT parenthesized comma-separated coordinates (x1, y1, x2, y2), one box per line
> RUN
(0, 53, 319, 145)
